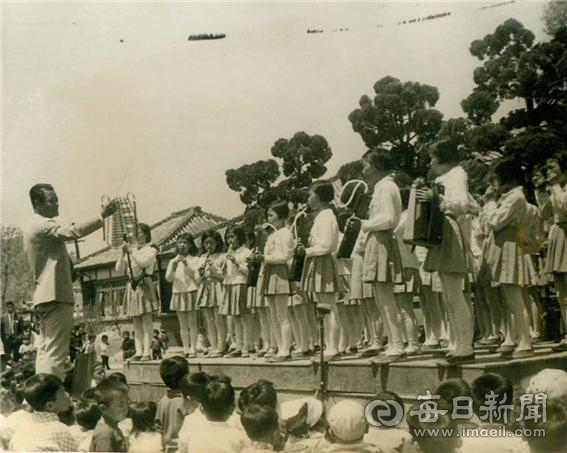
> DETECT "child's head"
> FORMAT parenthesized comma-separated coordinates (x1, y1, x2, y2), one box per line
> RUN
(471, 373, 513, 420)
(180, 371, 210, 403)
(308, 180, 334, 211)
(523, 397, 567, 453)
(136, 223, 152, 245)
(122, 331, 130, 339)
(362, 147, 395, 180)
(101, 335, 108, 344)
(88, 334, 96, 343)
(22, 337, 30, 345)
(429, 139, 461, 176)
(238, 380, 277, 413)
(228, 225, 246, 249)
(94, 378, 129, 423)
(153, 329, 159, 337)
(130, 401, 157, 435)
(281, 397, 324, 438)
(106, 372, 128, 387)
(241, 404, 284, 449)
(75, 399, 102, 430)
(201, 375, 235, 422)
(407, 399, 460, 453)
(24, 374, 71, 414)
(267, 200, 289, 227)
(159, 356, 189, 390)
(370, 391, 405, 429)
(176, 233, 198, 257)
(435, 378, 472, 415)
(326, 400, 368, 444)
(491, 158, 524, 192)
(202, 230, 224, 254)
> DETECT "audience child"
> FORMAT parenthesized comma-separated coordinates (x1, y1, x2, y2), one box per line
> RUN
(241, 404, 287, 452)
(83, 334, 96, 354)
(10, 373, 78, 452)
(525, 368, 567, 400)
(177, 371, 212, 450)
(155, 356, 198, 452)
(281, 397, 327, 452)
(179, 374, 249, 453)
(73, 399, 102, 451)
(101, 334, 111, 370)
(128, 401, 162, 453)
(151, 329, 164, 360)
(322, 400, 381, 453)
(90, 377, 130, 452)
(0, 387, 31, 449)
(121, 331, 135, 361)
(364, 391, 412, 451)
(523, 397, 567, 453)
(18, 336, 36, 361)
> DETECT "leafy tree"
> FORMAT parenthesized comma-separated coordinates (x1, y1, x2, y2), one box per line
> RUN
(348, 76, 443, 177)
(1, 225, 33, 305)
(543, 1, 567, 36)
(225, 159, 280, 208)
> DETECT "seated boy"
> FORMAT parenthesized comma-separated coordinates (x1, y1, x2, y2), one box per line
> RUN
(10, 373, 78, 451)
(322, 400, 382, 453)
(364, 391, 411, 451)
(181, 374, 249, 453)
(73, 399, 102, 451)
(155, 356, 198, 452)
(241, 404, 287, 452)
(90, 377, 130, 452)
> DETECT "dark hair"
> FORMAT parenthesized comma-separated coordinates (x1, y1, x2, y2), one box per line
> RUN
(399, 187, 410, 210)
(159, 356, 189, 390)
(130, 401, 157, 435)
(407, 399, 459, 453)
(435, 378, 472, 414)
(374, 391, 404, 414)
(106, 372, 128, 387)
(177, 233, 199, 257)
(122, 331, 130, 337)
(81, 387, 96, 401)
(94, 378, 129, 407)
(58, 405, 75, 426)
(75, 399, 102, 430)
(29, 184, 54, 209)
(363, 148, 395, 172)
(229, 225, 247, 248)
(429, 139, 460, 165)
(137, 223, 152, 243)
(201, 230, 224, 254)
(492, 158, 524, 187)
(268, 200, 290, 221)
(524, 398, 567, 453)
(24, 374, 62, 412)
(101, 335, 108, 341)
(201, 375, 235, 421)
(180, 371, 210, 403)
(310, 180, 335, 203)
(238, 380, 277, 412)
(241, 404, 279, 443)
(5, 301, 14, 308)
(547, 152, 567, 172)
(471, 373, 513, 418)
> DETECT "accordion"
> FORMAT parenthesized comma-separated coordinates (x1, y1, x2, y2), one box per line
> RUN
(403, 180, 444, 247)
(290, 207, 312, 282)
(103, 193, 138, 247)
(337, 180, 372, 259)
(247, 224, 275, 287)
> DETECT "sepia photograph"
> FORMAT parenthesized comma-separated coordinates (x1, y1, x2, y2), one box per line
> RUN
(1, 1, 567, 452)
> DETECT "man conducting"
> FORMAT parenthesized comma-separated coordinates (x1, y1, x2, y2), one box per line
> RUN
(25, 184, 116, 379)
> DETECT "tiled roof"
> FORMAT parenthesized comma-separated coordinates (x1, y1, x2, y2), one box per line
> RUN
(76, 206, 231, 270)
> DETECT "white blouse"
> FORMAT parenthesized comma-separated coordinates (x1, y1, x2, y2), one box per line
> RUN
(485, 186, 527, 233)
(199, 253, 225, 281)
(361, 175, 401, 233)
(223, 245, 252, 285)
(550, 183, 567, 224)
(165, 255, 202, 293)
(263, 227, 294, 266)
(306, 209, 339, 257)
(115, 244, 157, 280)
(436, 166, 472, 217)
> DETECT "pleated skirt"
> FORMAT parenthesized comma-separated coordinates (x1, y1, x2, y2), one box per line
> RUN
(394, 276, 418, 294)
(196, 278, 223, 309)
(247, 286, 269, 309)
(349, 256, 374, 302)
(424, 216, 467, 274)
(487, 240, 536, 286)
(126, 278, 158, 317)
(339, 274, 359, 305)
(545, 223, 567, 273)
(419, 267, 443, 293)
(288, 284, 311, 307)
(170, 291, 198, 312)
(258, 264, 292, 296)
(362, 230, 403, 284)
(219, 284, 249, 316)
(300, 254, 341, 294)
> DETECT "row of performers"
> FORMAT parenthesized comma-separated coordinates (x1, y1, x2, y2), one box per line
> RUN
(116, 142, 567, 365)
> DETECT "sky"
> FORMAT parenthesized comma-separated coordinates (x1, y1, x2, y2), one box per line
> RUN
(2, 0, 548, 256)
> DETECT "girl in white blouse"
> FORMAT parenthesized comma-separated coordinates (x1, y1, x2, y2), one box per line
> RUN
(165, 233, 202, 358)
(484, 158, 535, 358)
(545, 156, 567, 352)
(258, 200, 294, 362)
(115, 223, 157, 361)
(220, 225, 253, 358)
(297, 180, 345, 361)
(350, 149, 405, 362)
(417, 140, 475, 364)
(196, 230, 227, 358)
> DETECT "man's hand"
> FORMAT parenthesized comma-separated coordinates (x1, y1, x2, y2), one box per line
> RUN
(101, 198, 118, 219)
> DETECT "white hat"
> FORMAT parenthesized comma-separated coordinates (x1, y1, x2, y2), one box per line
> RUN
(280, 397, 323, 428)
(525, 368, 567, 399)
(327, 400, 367, 442)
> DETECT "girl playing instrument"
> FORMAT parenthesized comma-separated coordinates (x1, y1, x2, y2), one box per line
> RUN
(166, 233, 201, 358)
(116, 223, 157, 361)
(196, 230, 227, 358)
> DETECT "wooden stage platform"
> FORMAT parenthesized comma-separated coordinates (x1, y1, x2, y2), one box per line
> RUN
(123, 342, 567, 402)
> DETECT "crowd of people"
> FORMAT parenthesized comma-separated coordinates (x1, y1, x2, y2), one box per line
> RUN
(113, 141, 566, 366)
(1, 355, 566, 452)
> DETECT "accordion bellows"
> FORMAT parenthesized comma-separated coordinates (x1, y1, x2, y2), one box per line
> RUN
(107, 195, 138, 247)
(404, 183, 443, 247)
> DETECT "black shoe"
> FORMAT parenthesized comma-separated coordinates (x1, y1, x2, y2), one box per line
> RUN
(443, 353, 475, 365)
(551, 342, 567, 352)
